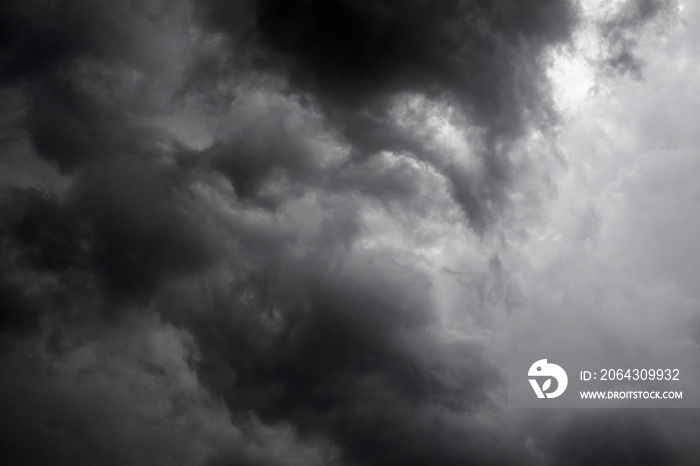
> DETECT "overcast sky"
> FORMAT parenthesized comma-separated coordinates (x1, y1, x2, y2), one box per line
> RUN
(1, 1, 699, 465)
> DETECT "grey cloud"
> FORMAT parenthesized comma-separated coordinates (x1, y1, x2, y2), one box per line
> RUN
(0, 0, 189, 84)
(539, 410, 694, 466)
(193, 0, 578, 232)
(0, 156, 218, 347)
(0, 1, 690, 466)
(0, 320, 326, 466)
(160, 247, 510, 466)
(598, 0, 678, 78)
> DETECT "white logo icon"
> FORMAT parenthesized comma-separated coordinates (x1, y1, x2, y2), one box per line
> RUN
(528, 359, 568, 399)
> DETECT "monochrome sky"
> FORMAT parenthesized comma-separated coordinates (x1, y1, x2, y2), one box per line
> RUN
(1, 1, 699, 465)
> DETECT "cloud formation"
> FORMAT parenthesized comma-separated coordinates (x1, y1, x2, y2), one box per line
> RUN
(1, 1, 696, 465)
(195, 0, 577, 231)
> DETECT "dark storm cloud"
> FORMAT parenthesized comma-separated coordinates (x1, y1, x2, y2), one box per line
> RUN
(200, 0, 572, 120)
(195, 0, 577, 232)
(521, 409, 700, 466)
(0, 320, 325, 466)
(0, 0, 183, 84)
(206, 120, 322, 203)
(170, 1, 686, 464)
(0, 273, 45, 345)
(25, 73, 154, 172)
(0, 0, 216, 338)
(0, 0, 120, 83)
(550, 412, 673, 465)
(1, 0, 189, 172)
(0, 353, 190, 466)
(0, 157, 217, 352)
(161, 246, 512, 466)
(198, 102, 442, 214)
(0, 1, 689, 466)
